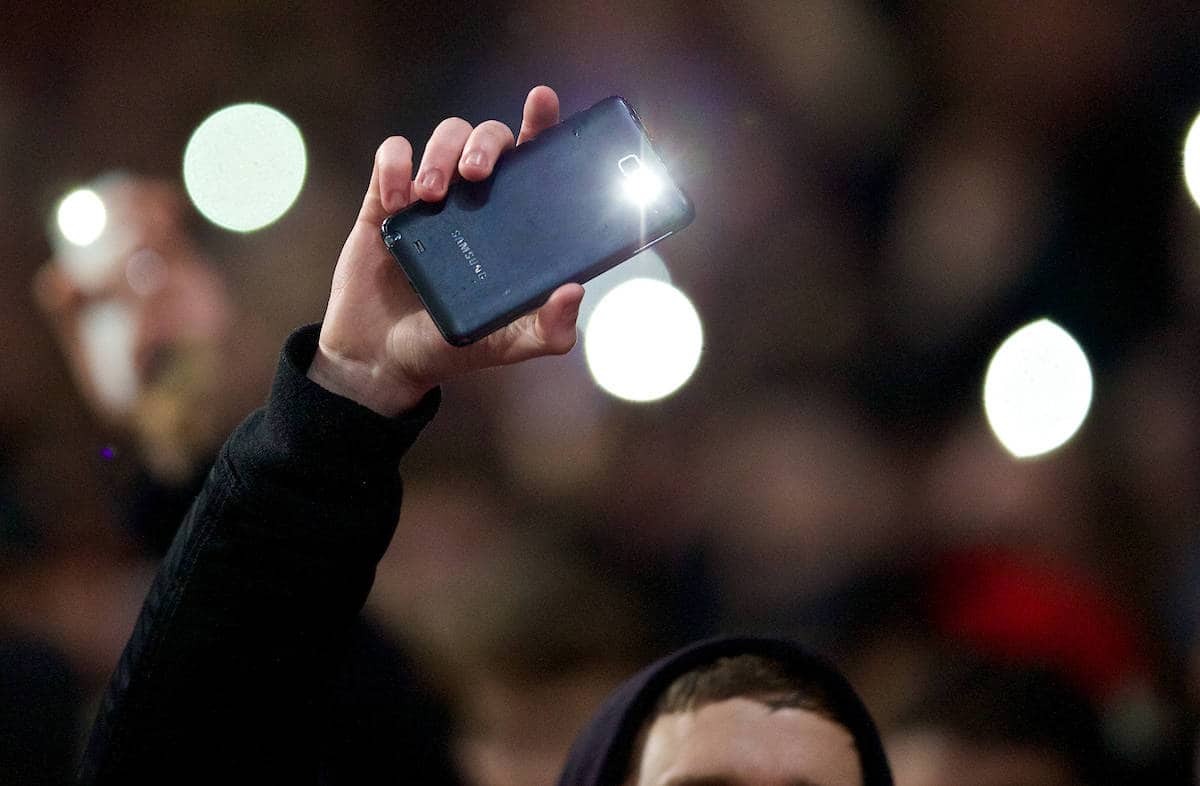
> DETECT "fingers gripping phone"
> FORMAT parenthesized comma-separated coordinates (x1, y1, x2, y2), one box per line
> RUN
(381, 96, 694, 346)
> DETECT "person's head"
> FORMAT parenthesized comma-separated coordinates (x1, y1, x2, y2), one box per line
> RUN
(395, 529, 665, 786)
(626, 653, 865, 786)
(37, 173, 263, 483)
(556, 637, 893, 786)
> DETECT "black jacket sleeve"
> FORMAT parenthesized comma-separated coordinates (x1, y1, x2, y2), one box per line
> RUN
(79, 324, 441, 784)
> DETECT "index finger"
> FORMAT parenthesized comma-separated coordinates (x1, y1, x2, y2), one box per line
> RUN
(516, 86, 560, 145)
(357, 135, 414, 227)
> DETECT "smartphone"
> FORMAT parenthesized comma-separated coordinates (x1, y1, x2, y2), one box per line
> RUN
(381, 96, 694, 346)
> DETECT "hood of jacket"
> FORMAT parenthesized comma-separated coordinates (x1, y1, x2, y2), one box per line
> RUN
(555, 635, 892, 786)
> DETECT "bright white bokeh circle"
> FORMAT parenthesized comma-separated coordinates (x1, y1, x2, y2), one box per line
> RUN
(56, 188, 107, 246)
(580, 248, 672, 331)
(1185, 111, 1200, 211)
(183, 103, 306, 232)
(983, 318, 1093, 459)
(584, 278, 703, 402)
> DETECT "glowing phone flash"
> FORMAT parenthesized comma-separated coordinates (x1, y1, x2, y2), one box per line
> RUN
(618, 154, 662, 205)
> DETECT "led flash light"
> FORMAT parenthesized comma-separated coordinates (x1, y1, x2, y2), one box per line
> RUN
(619, 154, 663, 205)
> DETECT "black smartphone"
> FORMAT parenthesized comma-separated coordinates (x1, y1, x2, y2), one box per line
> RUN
(381, 96, 694, 346)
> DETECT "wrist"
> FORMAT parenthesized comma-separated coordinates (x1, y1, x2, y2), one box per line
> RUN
(306, 343, 431, 418)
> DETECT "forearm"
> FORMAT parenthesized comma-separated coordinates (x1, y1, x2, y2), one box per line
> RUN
(80, 324, 439, 783)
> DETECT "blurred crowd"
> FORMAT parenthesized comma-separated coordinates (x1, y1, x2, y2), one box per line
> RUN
(4, 2, 1200, 784)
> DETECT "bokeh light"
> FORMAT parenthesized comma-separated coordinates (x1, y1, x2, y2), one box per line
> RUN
(1185, 110, 1200, 211)
(983, 319, 1093, 459)
(584, 278, 703, 402)
(579, 248, 672, 331)
(182, 103, 306, 232)
(56, 188, 107, 246)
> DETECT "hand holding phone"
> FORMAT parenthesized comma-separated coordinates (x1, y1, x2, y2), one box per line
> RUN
(383, 96, 694, 346)
(307, 87, 585, 417)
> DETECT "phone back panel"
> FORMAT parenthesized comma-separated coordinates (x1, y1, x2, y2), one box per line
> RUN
(381, 96, 694, 345)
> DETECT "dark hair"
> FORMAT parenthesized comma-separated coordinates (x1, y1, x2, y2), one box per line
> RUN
(651, 653, 847, 725)
(621, 653, 864, 785)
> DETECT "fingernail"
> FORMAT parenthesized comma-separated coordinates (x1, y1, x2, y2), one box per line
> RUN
(464, 150, 485, 168)
(419, 170, 442, 192)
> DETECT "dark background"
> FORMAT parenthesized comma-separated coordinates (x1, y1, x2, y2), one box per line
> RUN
(4, 2, 1200, 784)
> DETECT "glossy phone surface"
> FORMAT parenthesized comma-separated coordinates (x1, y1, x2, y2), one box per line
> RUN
(381, 96, 694, 345)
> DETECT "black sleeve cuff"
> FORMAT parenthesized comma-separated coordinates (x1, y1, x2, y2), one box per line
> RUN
(263, 323, 441, 475)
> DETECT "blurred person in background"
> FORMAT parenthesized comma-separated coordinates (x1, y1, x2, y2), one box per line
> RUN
(365, 478, 673, 786)
(35, 173, 460, 784)
(33, 174, 270, 551)
(886, 657, 1108, 786)
(367, 479, 722, 786)
(687, 390, 903, 632)
(844, 543, 1184, 786)
(426, 533, 665, 786)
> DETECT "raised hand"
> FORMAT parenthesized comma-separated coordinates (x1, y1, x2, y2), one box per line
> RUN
(307, 86, 585, 416)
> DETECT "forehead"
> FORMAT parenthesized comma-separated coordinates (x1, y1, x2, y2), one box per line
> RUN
(633, 697, 862, 786)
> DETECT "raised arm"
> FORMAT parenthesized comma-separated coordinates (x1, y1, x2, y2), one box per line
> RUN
(80, 86, 583, 783)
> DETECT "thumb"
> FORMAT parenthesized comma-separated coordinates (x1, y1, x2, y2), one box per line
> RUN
(532, 283, 585, 354)
(480, 283, 584, 366)
(357, 136, 414, 227)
